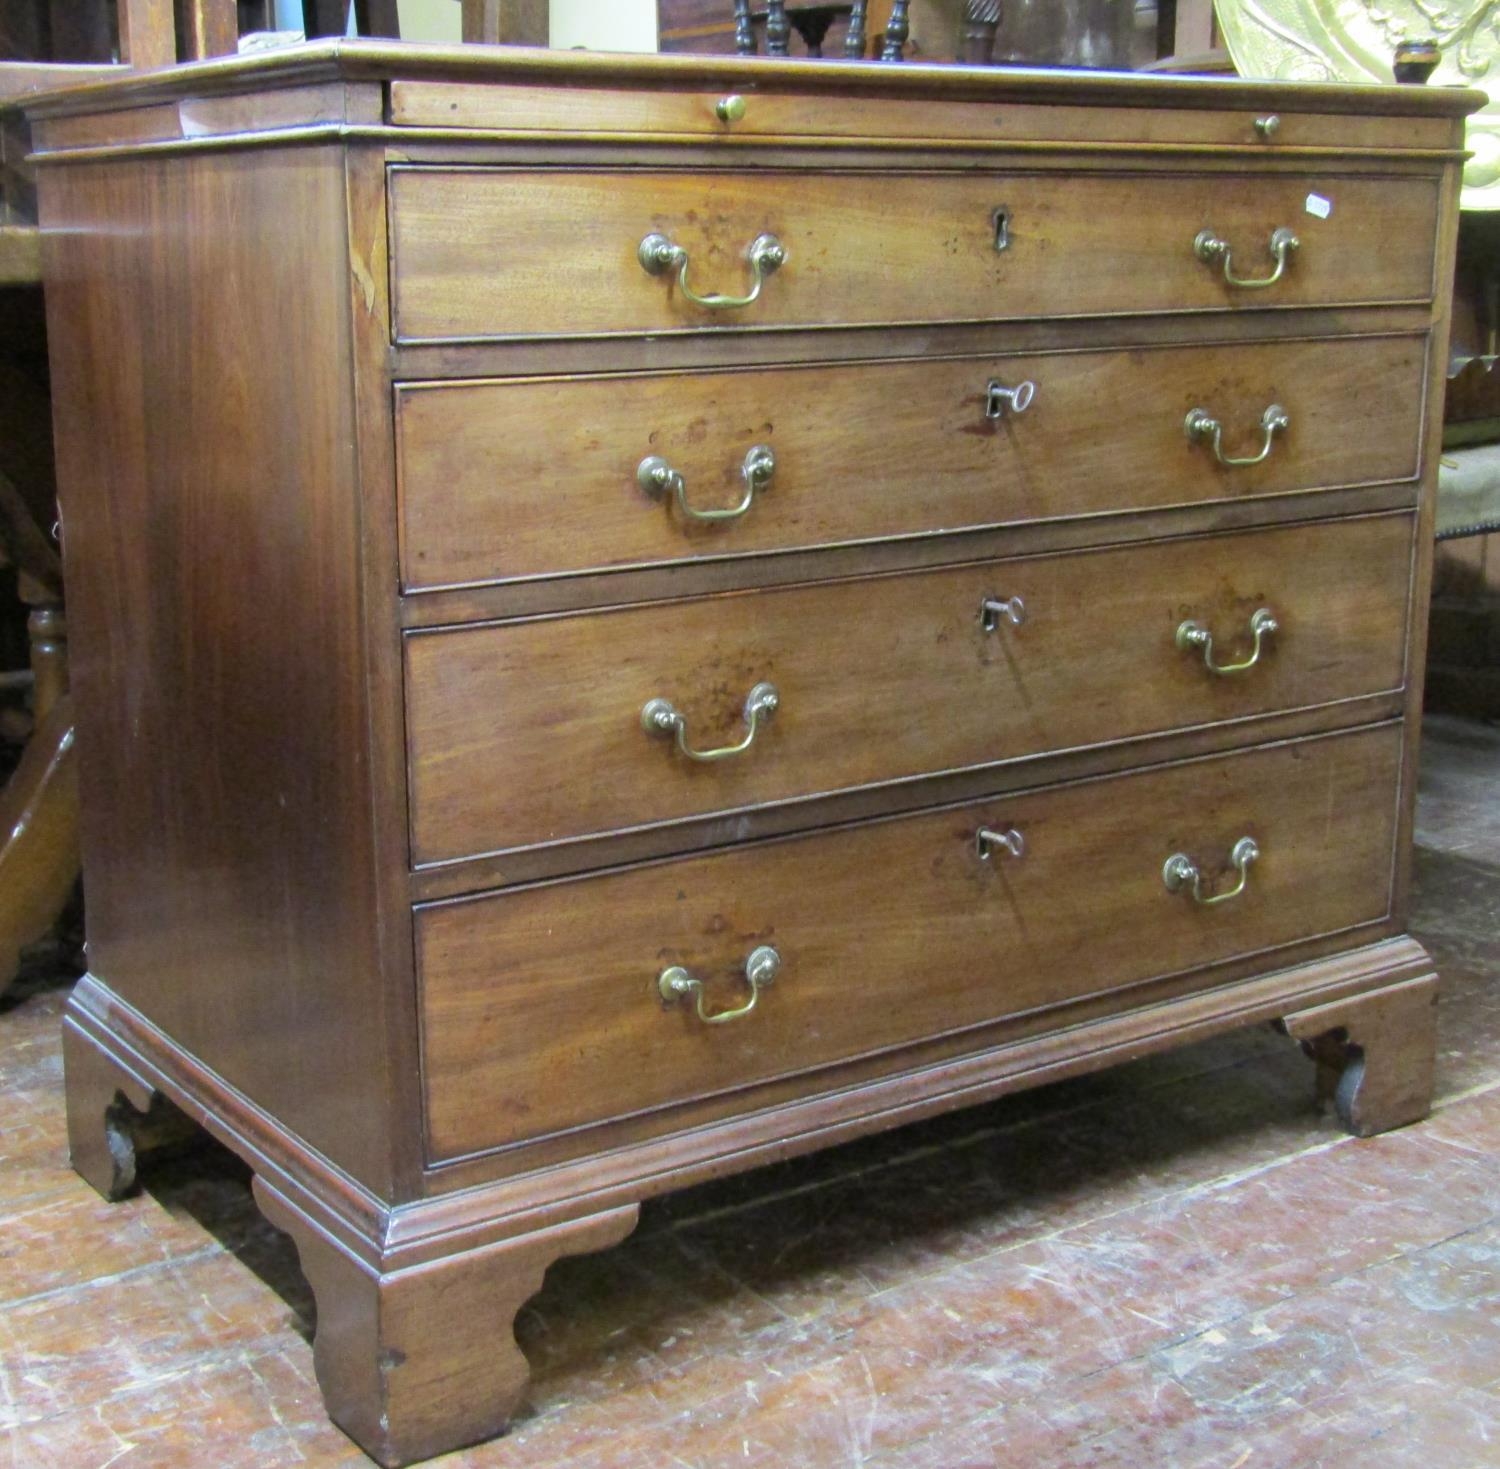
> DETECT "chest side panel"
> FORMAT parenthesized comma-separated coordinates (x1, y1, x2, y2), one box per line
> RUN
(40, 144, 398, 1192)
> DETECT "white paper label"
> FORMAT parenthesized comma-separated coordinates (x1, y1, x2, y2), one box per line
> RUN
(1305, 193, 1333, 220)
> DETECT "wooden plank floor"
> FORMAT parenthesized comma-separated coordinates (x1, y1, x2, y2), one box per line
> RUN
(5, 714, 1500, 1467)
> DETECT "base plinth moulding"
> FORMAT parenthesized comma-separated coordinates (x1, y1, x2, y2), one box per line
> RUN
(62, 935, 1439, 1466)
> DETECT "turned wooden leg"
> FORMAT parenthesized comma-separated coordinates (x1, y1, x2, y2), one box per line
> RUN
(845, 0, 867, 57)
(733, 0, 755, 53)
(765, 0, 790, 55)
(881, 0, 910, 59)
(254, 1178, 639, 1468)
(1282, 975, 1438, 1137)
(26, 598, 68, 722)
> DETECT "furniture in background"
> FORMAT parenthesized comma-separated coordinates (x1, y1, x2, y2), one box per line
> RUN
(454, 1, 549, 44)
(306, 1, 549, 43)
(986, 0, 1134, 68)
(0, 345, 74, 989)
(662, 0, 893, 56)
(729, 4, 859, 58)
(1428, 210, 1500, 719)
(722, 1, 865, 56)
(303, 1, 397, 36)
(34, 42, 1476, 1466)
(1148, 0, 1228, 72)
(663, 0, 1180, 66)
(958, 1, 1000, 62)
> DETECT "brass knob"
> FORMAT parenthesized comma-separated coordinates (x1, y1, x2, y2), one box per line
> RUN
(1254, 114, 1280, 142)
(716, 94, 748, 123)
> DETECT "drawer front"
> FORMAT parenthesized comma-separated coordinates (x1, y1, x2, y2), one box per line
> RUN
(405, 514, 1412, 866)
(388, 82, 1456, 154)
(418, 724, 1401, 1160)
(387, 168, 1438, 342)
(397, 335, 1426, 590)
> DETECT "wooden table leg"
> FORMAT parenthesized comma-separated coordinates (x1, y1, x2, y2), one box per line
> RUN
(1282, 974, 1439, 1137)
(25, 593, 66, 717)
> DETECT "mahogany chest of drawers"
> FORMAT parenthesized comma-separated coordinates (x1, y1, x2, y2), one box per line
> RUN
(31, 42, 1479, 1466)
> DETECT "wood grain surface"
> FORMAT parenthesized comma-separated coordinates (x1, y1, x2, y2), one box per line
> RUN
(20, 40, 1481, 127)
(417, 724, 1403, 1160)
(387, 80, 1457, 153)
(388, 167, 1440, 342)
(396, 333, 1427, 590)
(405, 513, 1413, 864)
(40, 149, 398, 1191)
(28, 46, 1472, 1467)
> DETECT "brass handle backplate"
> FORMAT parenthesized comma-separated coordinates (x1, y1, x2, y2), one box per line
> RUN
(1176, 607, 1279, 676)
(638, 231, 786, 310)
(1185, 403, 1290, 467)
(637, 444, 775, 523)
(642, 681, 779, 762)
(659, 943, 781, 1024)
(1163, 836, 1260, 906)
(1193, 226, 1299, 289)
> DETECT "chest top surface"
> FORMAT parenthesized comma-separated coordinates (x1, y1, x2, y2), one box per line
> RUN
(20, 36, 1483, 134)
